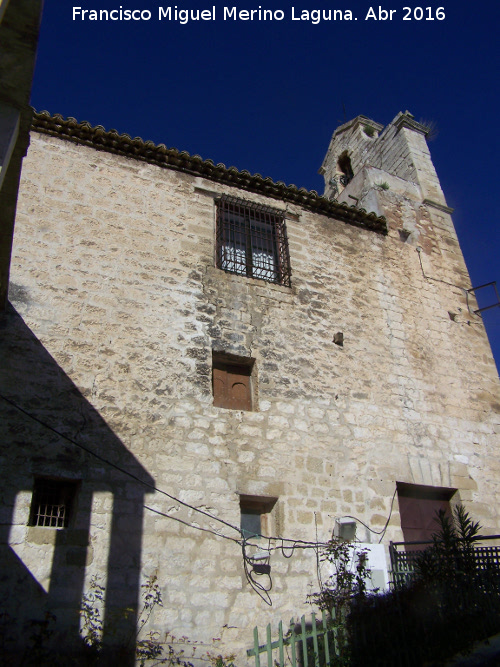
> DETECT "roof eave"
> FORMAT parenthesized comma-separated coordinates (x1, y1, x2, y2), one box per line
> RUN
(31, 110, 387, 235)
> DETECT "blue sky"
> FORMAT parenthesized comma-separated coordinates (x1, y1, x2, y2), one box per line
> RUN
(30, 0, 499, 371)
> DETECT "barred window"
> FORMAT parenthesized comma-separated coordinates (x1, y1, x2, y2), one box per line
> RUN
(216, 196, 291, 287)
(29, 478, 78, 528)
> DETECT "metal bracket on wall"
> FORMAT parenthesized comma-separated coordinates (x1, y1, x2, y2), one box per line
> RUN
(466, 281, 500, 314)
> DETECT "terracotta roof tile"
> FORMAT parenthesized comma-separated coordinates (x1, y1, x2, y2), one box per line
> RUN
(31, 110, 387, 235)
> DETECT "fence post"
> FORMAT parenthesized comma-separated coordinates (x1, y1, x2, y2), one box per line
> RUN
(253, 625, 261, 667)
(310, 612, 320, 667)
(301, 615, 308, 667)
(330, 606, 340, 657)
(289, 617, 297, 667)
(278, 619, 285, 667)
(321, 609, 331, 666)
(250, 610, 341, 667)
(266, 623, 273, 667)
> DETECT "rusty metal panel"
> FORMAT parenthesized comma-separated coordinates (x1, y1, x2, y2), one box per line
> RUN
(213, 361, 252, 411)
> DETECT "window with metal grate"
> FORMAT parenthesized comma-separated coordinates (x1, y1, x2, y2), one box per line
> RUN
(29, 478, 79, 528)
(215, 195, 291, 287)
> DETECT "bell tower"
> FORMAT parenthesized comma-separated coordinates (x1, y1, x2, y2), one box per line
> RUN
(320, 111, 451, 216)
(319, 111, 455, 249)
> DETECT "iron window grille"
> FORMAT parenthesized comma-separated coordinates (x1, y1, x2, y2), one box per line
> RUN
(29, 478, 78, 528)
(215, 195, 291, 287)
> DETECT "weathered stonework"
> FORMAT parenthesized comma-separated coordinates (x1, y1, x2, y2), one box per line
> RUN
(1, 110, 499, 663)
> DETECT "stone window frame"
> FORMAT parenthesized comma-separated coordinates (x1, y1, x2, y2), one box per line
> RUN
(215, 195, 292, 287)
(239, 495, 278, 540)
(212, 351, 256, 411)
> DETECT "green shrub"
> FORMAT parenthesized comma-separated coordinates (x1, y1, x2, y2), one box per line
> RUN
(348, 507, 500, 666)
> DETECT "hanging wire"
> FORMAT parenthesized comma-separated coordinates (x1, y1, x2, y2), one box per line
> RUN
(0, 393, 333, 550)
(1, 391, 395, 605)
(335, 488, 398, 543)
(314, 512, 324, 594)
(0, 392, 333, 553)
(242, 539, 273, 606)
(280, 539, 297, 558)
(143, 505, 241, 544)
(0, 392, 244, 537)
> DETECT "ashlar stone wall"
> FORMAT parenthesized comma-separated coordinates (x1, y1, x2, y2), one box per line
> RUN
(1, 118, 499, 661)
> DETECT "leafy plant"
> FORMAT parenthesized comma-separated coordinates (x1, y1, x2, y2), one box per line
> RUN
(206, 653, 236, 667)
(133, 576, 168, 666)
(347, 506, 500, 665)
(376, 181, 389, 190)
(79, 575, 237, 666)
(9, 574, 237, 666)
(415, 504, 483, 585)
(80, 575, 105, 653)
(136, 631, 169, 667)
(362, 125, 375, 138)
(310, 539, 371, 615)
(308, 538, 372, 663)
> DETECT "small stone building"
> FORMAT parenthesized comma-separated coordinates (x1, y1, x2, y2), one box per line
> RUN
(1, 109, 499, 663)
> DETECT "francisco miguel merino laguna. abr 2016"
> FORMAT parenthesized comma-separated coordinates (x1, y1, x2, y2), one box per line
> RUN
(71, 6, 356, 24)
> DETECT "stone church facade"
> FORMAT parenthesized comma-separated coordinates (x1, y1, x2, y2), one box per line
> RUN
(1, 109, 499, 662)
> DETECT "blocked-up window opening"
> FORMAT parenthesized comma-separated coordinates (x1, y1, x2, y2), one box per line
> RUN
(240, 495, 277, 540)
(397, 482, 456, 546)
(212, 353, 254, 411)
(216, 195, 291, 287)
(29, 478, 79, 528)
(241, 507, 262, 539)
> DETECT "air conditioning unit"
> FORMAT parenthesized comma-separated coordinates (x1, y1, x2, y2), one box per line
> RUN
(356, 543, 390, 592)
(321, 542, 390, 593)
(334, 518, 357, 541)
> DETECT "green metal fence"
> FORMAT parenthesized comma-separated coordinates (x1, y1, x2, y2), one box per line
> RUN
(247, 611, 340, 667)
(389, 536, 500, 588)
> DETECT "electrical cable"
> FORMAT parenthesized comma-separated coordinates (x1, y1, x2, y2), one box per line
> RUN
(2, 391, 279, 602)
(416, 247, 471, 292)
(242, 539, 272, 606)
(335, 488, 397, 543)
(0, 392, 330, 552)
(0, 392, 244, 538)
(2, 391, 403, 605)
(377, 487, 398, 543)
(5, 390, 408, 600)
(280, 540, 297, 558)
(268, 538, 329, 550)
(143, 505, 242, 544)
(314, 512, 324, 594)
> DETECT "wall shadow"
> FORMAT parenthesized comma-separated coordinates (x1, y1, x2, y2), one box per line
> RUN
(0, 305, 155, 665)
